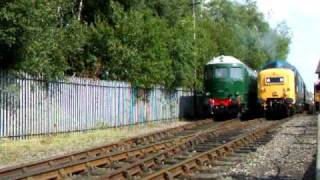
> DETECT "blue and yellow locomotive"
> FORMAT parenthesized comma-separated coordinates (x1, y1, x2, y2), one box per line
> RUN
(258, 60, 306, 118)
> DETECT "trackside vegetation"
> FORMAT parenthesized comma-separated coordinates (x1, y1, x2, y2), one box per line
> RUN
(0, 0, 291, 89)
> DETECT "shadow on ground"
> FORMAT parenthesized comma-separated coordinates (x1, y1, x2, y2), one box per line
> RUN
(302, 154, 316, 180)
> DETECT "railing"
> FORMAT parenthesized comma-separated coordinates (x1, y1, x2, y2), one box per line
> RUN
(0, 70, 195, 138)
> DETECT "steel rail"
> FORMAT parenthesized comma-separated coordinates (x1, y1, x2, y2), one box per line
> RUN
(101, 120, 263, 180)
(2, 119, 244, 180)
(142, 122, 280, 180)
(0, 119, 211, 179)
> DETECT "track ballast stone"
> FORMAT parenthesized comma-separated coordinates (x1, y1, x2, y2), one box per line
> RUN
(228, 115, 317, 180)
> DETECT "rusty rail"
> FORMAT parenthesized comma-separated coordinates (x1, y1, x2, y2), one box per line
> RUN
(0, 119, 212, 179)
(101, 119, 263, 180)
(0, 119, 245, 180)
(142, 122, 280, 180)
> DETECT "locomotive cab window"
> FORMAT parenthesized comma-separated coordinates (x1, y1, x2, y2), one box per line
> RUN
(230, 67, 243, 80)
(215, 68, 228, 78)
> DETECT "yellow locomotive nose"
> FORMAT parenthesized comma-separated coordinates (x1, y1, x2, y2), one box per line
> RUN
(258, 68, 295, 107)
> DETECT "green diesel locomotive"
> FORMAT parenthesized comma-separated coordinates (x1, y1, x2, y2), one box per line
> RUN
(204, 55, 258, 119)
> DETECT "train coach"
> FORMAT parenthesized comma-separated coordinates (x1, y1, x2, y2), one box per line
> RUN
(304, 91, 315, 114)
(258, 60, 306, 118)
(203, 55, 258, 119)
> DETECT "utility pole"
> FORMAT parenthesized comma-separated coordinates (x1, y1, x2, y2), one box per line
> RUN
(191, 0, 201, 118)
(192, 0, 196, 40)
(192, 0, 201, 40)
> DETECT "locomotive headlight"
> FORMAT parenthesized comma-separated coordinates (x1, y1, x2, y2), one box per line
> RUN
(266, 78, 271, 83)
(208, 99, 215, 105)
(280, 77, 284, 82)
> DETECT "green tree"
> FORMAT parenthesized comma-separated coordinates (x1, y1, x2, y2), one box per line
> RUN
(0, 0, 291, 89)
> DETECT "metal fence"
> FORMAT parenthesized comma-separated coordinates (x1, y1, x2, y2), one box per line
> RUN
(0, 70, 195, 138)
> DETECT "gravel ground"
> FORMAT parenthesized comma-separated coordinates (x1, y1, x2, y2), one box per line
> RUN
(0, 119, 190, 169)
(228, 114, 317, 180)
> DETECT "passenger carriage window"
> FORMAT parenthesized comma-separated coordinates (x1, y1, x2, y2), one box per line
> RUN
(230, 67, 243, 80)
(215, 68, 228, 78)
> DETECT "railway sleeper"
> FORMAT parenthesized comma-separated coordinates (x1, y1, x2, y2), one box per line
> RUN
(182, 128, 278, 180)
(16, 121, 253, 180)
(140, 122, 281, 180)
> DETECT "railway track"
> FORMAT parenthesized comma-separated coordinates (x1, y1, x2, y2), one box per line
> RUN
(184, 131, 276, 179)
(2, 118, 264, 180)
(0, 118, 280, 180)
(102, 119, 270, 180)
(0, 119, 222, 180)
(140, 123, 280, 180)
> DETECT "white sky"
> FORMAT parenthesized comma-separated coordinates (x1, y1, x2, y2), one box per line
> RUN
(255, 0, 320, 91)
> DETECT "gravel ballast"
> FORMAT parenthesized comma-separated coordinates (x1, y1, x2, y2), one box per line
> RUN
(228, 114, 317, 180)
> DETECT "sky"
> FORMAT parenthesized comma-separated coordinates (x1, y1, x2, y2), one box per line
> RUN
(254, 0, 320, 91)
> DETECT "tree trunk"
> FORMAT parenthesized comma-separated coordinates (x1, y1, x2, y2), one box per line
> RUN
(78, 0, 83, 21)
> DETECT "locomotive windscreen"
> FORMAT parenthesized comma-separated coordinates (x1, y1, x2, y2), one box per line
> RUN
(230, 67, 243, 80)
(215, 68, 228, 78)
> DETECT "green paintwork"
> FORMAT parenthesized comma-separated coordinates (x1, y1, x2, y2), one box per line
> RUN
(204, 63, 257, 110)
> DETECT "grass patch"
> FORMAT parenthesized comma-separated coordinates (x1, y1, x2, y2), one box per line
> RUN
(0, 119, 189, 169)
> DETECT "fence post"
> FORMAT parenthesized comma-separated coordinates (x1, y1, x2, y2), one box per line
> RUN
(46, 81, 49, 133)
(85, 81, 88, 130)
